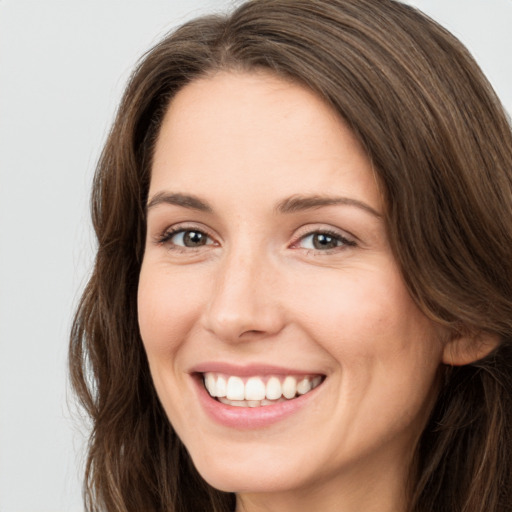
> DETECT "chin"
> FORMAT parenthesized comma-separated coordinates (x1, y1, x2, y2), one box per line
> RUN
(194, 461, 298, 495)
(184, 437, 324, 495)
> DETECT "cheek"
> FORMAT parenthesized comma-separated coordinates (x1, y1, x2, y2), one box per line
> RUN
(293, 265, 443, 396)
(291, 267, 408, 347)
(137, 263, 205, 357)
(300, 262, 436, 344)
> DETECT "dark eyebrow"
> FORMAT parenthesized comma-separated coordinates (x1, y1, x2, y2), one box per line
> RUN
(146, 192, 213, 213)
(276, 194, 382, 218)
(146, 191, 381, 218)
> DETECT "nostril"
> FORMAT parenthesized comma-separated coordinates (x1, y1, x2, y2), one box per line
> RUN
(239, 329, 264, 337)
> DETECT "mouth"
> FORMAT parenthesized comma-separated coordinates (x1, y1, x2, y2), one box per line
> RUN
(202, 372, 324, 408)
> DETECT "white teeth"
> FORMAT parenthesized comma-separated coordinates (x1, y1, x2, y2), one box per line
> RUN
(282, 376, 297, 399)
(203, 372, 323, 404)
(266, 376, 282, 400)
(245, 377, 266, 401)
(226, 376, 245, 400)
(297, 377, 312, 395)
(228, 400, 247, 407)
(204, 373, 216, 396)
(216, 375, 227, 397)
(218, 397, 287, 407)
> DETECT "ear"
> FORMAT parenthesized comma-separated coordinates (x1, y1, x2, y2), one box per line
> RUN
(442, 330, 501, 366)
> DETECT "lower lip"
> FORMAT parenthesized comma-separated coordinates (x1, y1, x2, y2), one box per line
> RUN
(193, 375, 322, 429)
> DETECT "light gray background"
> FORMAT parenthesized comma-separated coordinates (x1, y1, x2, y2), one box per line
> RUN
(0, 1, 510, 511)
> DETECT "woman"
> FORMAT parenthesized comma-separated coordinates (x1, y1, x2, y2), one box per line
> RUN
(70, 0, 512, 510)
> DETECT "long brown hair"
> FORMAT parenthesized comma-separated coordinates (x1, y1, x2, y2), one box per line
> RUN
(70, 1, 512, 510)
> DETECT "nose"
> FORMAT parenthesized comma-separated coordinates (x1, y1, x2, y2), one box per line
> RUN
(200, 247, 285, 343)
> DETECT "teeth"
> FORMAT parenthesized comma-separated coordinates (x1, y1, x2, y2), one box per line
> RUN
(266, 377, 282, 400)
(297, 377, 312, 395)
(282, 376, 297, 399)
(219, 397, 288, 407)
(203, 372, 323, 404)
(204, 373, 216, 396)
(216, 375, 227, 397)
(226, 400, 248, 407)
(226, 376, 245, 400)
(245, 377, 266, 400)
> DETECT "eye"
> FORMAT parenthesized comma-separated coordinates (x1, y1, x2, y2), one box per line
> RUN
(295, 230, 356, 251)
(159, 228, 214, 249)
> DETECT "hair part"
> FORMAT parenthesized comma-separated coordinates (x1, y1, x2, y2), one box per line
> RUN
(70, 1, 512, 510)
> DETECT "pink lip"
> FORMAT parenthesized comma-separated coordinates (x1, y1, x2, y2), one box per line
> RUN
(190, 361, 320, 377)
(191, 371, 324, 430)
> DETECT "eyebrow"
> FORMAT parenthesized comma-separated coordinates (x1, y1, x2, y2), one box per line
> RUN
(146, 192, 213, 213)
(146, 191, 381, 218)
(276, 194, 382, 218)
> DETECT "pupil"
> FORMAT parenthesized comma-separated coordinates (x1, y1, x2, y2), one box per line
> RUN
(313, 234, 337, 250)
(184, 231, 206, 247)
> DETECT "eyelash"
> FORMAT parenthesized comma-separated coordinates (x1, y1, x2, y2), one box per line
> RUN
(155, 226, 356, 253)
(156, 225, 216, 252)
(292, 229, 357, 253)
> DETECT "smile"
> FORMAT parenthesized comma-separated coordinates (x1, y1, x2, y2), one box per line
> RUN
(203, 372, 324, 407)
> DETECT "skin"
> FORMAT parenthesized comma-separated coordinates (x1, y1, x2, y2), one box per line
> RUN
(138, 71, 450, 512)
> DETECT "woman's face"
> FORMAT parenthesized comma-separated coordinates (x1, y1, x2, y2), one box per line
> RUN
(138, 72, 445, 509)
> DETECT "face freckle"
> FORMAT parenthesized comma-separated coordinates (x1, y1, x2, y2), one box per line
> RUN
(137, 71, 445, 510)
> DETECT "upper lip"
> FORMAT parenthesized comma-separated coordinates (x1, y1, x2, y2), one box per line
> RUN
(189, 362, 325, 377)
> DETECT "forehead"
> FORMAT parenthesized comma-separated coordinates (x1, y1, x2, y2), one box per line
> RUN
(150, 71, 382, 213)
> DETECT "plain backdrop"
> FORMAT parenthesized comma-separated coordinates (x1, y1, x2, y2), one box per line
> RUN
(0, 1, 510, 511)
